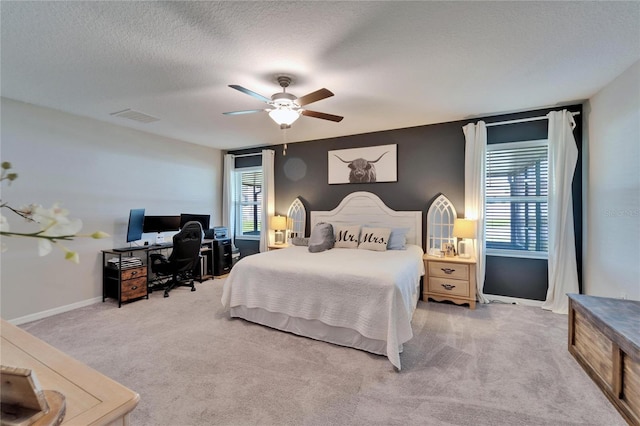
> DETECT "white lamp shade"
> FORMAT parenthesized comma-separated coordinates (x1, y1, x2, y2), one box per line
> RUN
(268, 108, 300, 126)
(453, 219, 477, 239)
(269, 215, 287, 231)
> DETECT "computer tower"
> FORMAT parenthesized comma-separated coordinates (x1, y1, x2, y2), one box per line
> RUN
(213, 238, 232, 276)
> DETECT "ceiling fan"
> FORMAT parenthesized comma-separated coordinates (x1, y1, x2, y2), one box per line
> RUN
(223, 76, 343, 129)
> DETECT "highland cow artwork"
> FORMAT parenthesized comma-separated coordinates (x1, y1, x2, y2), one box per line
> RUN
(328, 144, 397, 184)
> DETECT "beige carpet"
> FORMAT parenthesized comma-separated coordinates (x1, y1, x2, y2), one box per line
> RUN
(21, 279, 624, 426)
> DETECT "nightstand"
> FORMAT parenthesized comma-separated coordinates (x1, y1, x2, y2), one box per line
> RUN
(268, 243, 290, 251)
(423, 255, 477, 309)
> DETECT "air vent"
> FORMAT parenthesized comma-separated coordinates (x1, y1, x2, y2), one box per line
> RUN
(110, 109, 159, 123)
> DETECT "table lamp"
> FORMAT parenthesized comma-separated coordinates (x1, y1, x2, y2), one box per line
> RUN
(452, 218, 477, 258)
(270, 215, 287, 245)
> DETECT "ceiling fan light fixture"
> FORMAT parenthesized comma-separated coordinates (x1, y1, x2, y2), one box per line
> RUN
(269, 108, 300, 126)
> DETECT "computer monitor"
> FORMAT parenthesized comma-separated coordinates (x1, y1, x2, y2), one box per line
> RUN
(143, 215, 181, 233)
(180, 213, 210, 231)
(126, 208, 145, 243)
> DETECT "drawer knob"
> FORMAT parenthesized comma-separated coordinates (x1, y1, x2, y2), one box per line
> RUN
(131, 271, 138, 276)
(131, 286, 138, 290)
(441, 268, 455, 274)
(441, 283, 456, 291)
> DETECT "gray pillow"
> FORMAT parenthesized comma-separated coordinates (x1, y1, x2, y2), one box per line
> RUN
(308, 222, 335, 253)
(291, 237, 309, 246)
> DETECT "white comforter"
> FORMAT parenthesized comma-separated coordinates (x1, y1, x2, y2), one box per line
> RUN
(221, 245, 425, 369)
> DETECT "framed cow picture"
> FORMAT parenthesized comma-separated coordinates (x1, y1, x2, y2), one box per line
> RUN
(328, 144, 397, 184)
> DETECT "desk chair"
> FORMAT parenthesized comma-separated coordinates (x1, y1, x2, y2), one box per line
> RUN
(149, 221, 203, 297)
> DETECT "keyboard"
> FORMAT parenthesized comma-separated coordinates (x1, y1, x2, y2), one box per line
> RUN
(149, 243, 172, 249)
(112, 246, 147, 252)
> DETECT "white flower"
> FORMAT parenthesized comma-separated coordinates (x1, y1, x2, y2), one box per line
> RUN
(2, 163, 109, 263)
(31, 203, 83, 237)
(0, 214, 8, 252)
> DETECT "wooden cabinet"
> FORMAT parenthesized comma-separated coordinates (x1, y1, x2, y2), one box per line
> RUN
(102, 251, 148, 307)
(568, 294, 640, 425)
(423, 255, 476, 309)
(268, 243, 290, 251)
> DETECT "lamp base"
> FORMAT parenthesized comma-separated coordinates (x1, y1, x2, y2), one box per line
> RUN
(274, 231, 284, 245)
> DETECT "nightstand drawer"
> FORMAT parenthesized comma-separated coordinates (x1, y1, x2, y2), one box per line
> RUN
(429, 261, 469, 280)
(121, 277, 147, 301)
(428, 277, 470, 298)
(121, 266, 147, 280)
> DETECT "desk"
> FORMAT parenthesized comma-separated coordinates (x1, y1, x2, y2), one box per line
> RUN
(101, 239, 214, 307)
(1, 319, 139, 425)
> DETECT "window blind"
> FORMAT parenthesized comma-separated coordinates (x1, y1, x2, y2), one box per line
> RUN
(486, 141, 548, 257)
(238, 169, 262, 236)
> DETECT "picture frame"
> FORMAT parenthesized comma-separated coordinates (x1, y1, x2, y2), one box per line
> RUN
(443, 242, 456, 257)
(328, 144, 397, 184)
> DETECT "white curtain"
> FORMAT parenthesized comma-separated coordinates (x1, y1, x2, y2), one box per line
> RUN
(222, 154, 236, 249)
(259, 149, 275, 252)
(462, 121, 490, 304)
(543, 110, 579, 314)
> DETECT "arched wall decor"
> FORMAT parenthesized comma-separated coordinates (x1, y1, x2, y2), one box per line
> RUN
(286, 197, 306, 241)
(426, 194, 457, 254)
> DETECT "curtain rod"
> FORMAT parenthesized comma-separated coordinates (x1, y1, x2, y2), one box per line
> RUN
(231, 152, 262, 158)
(485, 111, 580, 128)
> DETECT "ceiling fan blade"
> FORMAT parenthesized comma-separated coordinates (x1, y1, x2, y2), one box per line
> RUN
(296, 88, 334, 106)
(222, 109, 265, 115)
(228, 85, 272, 104)
(301, 110, 344, 122)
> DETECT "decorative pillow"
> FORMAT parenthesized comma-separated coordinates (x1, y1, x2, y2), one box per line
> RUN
(308, 223, 334, 253)
(387, 227, 409, 250)
(291, 237, 309, 246)
(333, 225, 361, 249)
(358, 227, 391, 251)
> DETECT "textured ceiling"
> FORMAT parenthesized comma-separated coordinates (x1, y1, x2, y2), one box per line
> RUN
(2, 1, 639, 150)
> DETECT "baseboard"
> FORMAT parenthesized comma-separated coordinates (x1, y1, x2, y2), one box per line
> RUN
(9, 296, 103, 325)
(485, 294, 545, 308)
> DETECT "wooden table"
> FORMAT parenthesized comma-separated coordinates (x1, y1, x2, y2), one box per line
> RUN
(1, 319, 139, 425)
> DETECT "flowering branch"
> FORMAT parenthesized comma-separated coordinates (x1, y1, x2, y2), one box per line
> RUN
(0, 161, 109, 263)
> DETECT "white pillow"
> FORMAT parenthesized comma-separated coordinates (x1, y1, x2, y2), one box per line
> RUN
(358, 227, 391, 251)
(333, 225, 361, 248)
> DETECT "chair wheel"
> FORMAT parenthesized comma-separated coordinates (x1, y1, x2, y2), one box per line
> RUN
(191, 287, 196, 292)
(164, 291, 169, 298)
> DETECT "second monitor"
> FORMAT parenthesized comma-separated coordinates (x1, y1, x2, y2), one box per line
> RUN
(180, 213, 210, 231)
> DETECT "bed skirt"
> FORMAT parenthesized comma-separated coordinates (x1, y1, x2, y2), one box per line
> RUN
(228, 285, 420, 367)
(230, 305, 395, 356)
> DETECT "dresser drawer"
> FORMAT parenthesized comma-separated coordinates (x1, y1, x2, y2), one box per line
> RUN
(121, 277, 147, 301)
(428, 277, 470, 298)
(121, 267, 147, 281)
(429, 261, 469, 280)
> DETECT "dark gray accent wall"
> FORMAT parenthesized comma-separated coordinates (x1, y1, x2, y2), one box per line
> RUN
(228, 104, 583, 301)
(274, 119, 467, 244)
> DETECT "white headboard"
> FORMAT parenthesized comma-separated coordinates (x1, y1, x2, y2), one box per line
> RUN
(310, 192, 422, 246)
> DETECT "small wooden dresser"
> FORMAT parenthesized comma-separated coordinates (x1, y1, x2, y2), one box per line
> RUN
(568, 294, 640, 425)
(423, 255, 477, 309)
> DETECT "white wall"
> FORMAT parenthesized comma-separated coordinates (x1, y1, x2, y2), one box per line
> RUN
(1, 98, 223, 321)
(584, 60, 640, 300)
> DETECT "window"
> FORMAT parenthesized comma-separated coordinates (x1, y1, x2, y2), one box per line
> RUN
(235, 167, 262, 240)
(485, 139, 548, 259)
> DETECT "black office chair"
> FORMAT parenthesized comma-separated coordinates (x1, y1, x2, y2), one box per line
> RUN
(149, 221, 203, 298)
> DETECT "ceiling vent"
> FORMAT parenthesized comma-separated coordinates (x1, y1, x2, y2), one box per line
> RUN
(110, 109, 159, 123)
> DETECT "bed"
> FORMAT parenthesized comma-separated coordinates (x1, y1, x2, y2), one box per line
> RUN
(221, 191, 424, 369)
